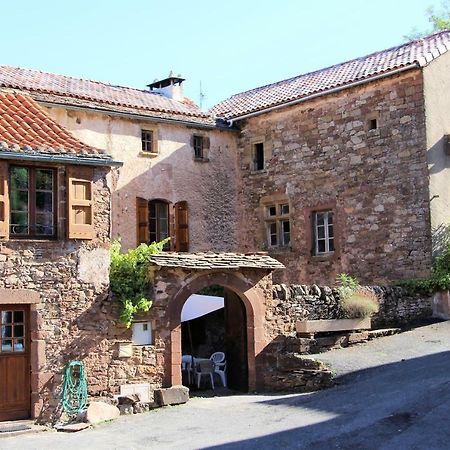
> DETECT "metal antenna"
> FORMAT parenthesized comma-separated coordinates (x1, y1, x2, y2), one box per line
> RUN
(199, 81, 206, 110)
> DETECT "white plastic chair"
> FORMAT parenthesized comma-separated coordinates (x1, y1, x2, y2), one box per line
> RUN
(195, 359, 215, 389)
(210, 352, 227, 387)
(181, 354, 194, 385)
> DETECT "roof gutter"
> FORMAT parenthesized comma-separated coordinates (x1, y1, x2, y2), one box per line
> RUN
(0, 151, 123, 167)
(223, 64, 419, 126)
(37, 100, 220, 130)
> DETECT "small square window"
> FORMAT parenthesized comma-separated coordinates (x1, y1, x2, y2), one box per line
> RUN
(141, 130, 155, 153)
(267, 206, 277, 217)
(193, 135, 204, 159)
(132, 321, 153, 346)
(368, 118, 378, 131)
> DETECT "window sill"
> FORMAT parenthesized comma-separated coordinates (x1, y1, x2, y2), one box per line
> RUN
(249, 169, 267, 176)
(139, 151, 159, 158)
(268, 245, 292, 253)
(311, 252, 335, 261)
(194, 157, 209, 163)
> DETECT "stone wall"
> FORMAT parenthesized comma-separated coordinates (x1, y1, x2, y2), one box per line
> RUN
(236, 69, 432, 285)
(268, 284, 433, 338)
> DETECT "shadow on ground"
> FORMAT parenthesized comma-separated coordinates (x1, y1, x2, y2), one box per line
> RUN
(207, 351, 450, 450)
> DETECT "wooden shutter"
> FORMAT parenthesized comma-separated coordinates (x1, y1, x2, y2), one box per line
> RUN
(0, 161, 9, 238)
(203, 136, 210, 149)
(136, 197, 149, 245)
(175, 201, 189, 252)
(67, 166, 94, 240)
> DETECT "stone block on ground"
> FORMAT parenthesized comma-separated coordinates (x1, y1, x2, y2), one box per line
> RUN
(86, 401, 120, 424)
(154, 385, 189, 406)
(118, 394, 140, 405)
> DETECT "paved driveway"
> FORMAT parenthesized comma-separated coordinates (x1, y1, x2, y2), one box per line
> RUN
(3, 320, 450, 450)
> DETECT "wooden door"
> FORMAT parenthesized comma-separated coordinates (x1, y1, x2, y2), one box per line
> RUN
(224, 291, 249, 392)
(0, 305, 31, 421)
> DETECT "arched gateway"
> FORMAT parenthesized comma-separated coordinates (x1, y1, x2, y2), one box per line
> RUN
(148, 252, 284, 391)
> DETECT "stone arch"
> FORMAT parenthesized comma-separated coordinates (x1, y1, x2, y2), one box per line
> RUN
(164, 270, 267, 391)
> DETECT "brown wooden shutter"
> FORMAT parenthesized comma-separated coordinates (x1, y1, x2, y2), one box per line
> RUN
(136, 197, 149, 245)
(203, 136, 210, 149)
(0, 161, 9, 238)
(67, 166, 94, 240)
(175, 201, 189, 252)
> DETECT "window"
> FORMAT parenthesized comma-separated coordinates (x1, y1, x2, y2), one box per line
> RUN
(0, 309, 25, 353)
(149, 200, 169, 246)
(10, 166, 55, 238)
(136, 198, 189, 251)
(368, 118, 378, 130)
(313, 210, 334, 255)
(193, 135, 204, 159)
(132, 321, 153, 346)
(265, 203, 290, 247)
(141, 130, 155, 153)
(253, 143, 265, 171)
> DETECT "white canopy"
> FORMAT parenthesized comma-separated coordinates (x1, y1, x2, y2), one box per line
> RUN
(181, 294, 224, 322)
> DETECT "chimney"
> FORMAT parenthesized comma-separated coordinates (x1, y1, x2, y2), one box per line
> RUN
(147, 71, 185, 102)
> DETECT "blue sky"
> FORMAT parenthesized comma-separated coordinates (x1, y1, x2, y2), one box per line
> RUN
(0, 0, 443, 109)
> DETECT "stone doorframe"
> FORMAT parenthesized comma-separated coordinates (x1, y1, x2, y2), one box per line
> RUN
(158, 270, 269, 391)
(0, 289, 46, 419)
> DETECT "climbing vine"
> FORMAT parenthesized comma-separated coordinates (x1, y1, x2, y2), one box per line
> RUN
(110, 239, 168, 327)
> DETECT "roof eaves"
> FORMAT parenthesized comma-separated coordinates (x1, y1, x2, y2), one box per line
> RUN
(220, 63, 420, 122)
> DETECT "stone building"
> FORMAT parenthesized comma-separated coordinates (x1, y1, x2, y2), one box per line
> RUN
(0, 31, 448, 421)
(212, 29, 450, 285)
(0, 67, 240, 254)
(0, 92, 121, 421)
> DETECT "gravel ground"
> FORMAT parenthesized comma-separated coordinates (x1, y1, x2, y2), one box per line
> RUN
(2, 320, 450, 450)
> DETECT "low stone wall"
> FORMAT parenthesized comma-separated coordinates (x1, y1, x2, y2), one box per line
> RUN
(269, 284, 433, 335)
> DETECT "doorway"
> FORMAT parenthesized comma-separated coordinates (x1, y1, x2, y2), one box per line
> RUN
(0, 304, 31, 421)
(180, 286, 248, 392)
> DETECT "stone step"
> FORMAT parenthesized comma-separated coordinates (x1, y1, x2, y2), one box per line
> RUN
(368, 328, 401, 339)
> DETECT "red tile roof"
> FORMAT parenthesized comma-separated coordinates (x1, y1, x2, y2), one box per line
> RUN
(210, 30, 450, 120)
(0, 66, 212, 124)
(0, 92, 109, 159)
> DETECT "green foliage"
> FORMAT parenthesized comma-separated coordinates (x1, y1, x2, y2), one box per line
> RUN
(197, 285, 225, 297)
(110, 239, 168, 328)
(405, 0, 450, 40)
(397, 242, 450, 294)
(336, 273, 379, 319)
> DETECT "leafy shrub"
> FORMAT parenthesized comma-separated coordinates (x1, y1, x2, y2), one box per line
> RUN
(110, 239, 168, 327)
(336, 273, 379, 319)
(397, 242, 450, 295)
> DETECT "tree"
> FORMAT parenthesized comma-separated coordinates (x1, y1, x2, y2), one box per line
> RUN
(405, 0, 450, 40)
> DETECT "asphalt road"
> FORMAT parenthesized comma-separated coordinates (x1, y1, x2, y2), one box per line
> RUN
(2, 320, 450, 450)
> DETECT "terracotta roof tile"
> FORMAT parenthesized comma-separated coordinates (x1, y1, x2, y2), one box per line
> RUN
(210, 30, 450, 120)
(0, 92, 110, 159)
(149, 252, 285, 270)
(0, 66, 214, 124)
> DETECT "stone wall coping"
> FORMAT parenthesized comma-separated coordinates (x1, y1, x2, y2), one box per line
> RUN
(149, 252, 285, 270)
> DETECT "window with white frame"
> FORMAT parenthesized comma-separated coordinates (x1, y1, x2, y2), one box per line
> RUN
(265, 203, 290, 247)
(313, 210, 334, 255)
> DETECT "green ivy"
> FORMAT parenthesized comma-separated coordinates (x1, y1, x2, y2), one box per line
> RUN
(110, 239, 168, 328)
(397, 243, 450, 295)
